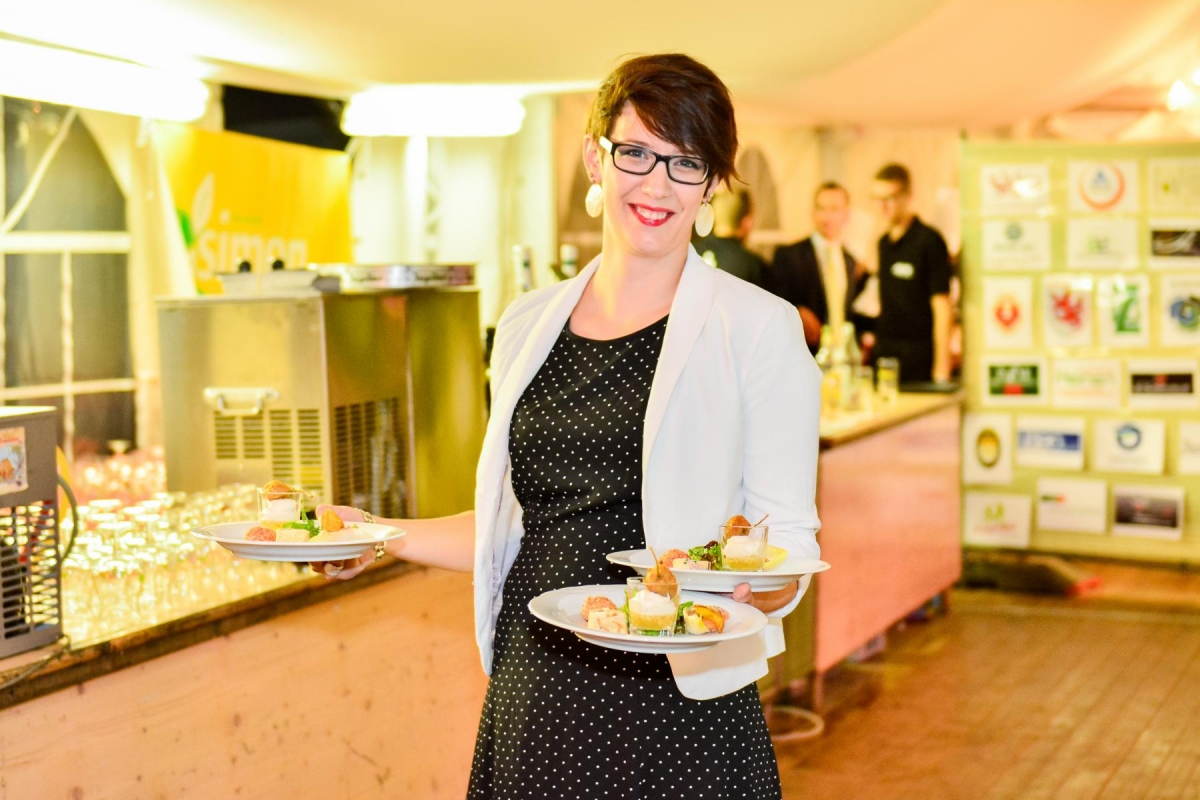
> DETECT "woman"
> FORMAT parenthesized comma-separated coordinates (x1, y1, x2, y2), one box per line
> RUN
(317, 53, 821, 798)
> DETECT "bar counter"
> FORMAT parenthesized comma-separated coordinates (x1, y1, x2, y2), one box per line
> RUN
(772, 391, 964, 708)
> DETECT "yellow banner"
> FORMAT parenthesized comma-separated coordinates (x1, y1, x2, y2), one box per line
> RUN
(154, 122, 352, 294)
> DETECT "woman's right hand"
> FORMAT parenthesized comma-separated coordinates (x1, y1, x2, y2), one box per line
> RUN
(308, 504, 374, 580)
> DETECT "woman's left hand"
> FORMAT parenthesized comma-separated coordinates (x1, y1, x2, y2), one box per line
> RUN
(727, 580, 799, 614)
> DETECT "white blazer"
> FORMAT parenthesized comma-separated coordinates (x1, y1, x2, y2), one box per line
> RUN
(473, 245, 822, 700)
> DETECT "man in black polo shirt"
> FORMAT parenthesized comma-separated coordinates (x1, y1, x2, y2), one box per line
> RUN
(870, 163, 952, 384)
(693, 189, 767, 288)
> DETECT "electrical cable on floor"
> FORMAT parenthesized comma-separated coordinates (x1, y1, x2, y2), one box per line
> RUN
(768, 705, 826, 742)
(57, 473, 80, 562)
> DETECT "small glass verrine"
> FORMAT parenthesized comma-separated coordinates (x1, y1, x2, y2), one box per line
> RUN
(876, 357, 900, 404)
(719, 523, 769, 571)
(625, 577, 680, 635)
(257, 488, 303, 530)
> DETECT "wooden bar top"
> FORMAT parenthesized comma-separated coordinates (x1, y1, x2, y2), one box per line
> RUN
(819, 390, 964, 451)
(0, 559, 419, 711)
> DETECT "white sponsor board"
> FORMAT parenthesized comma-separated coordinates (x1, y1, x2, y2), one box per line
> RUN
(982, 219, 1051, 271)
(964, 492, 1033, 549)
(1051, 359, 1121, 410)
(983, 277, 1035, 350)
(1092, 418, 1166, 475)
(1016, 415, 1085, 471)
(962, 413, 1014, 486)
(1036, 477, 1107, 535)
(1066, 218, 1139, 270)
(1112, 484, 1185, 541)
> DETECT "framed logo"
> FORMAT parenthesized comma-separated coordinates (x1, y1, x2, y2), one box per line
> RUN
(1068, 160, 1139, 213)
(1043, 276, 1094, 347)
(982, 357, 1046, 406)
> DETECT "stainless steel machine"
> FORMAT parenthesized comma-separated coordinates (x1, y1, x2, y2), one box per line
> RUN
(0, 406, 61, 659)
(157, 266, 486, 519)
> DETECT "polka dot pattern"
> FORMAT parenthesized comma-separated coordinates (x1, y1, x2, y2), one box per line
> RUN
(468, 316, 782, 799)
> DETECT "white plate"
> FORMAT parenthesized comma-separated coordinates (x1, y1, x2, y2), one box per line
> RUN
(527, 584, 766, 655)
(606, 549, 831, 592)
(191, 521, 405, 562)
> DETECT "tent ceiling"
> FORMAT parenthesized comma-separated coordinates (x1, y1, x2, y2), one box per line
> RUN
(2, 0, 1198, 126)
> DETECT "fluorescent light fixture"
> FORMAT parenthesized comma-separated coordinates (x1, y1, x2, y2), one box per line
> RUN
(1167, 79, 1197, 112)
(0, 39, 209, 121)
(342, 85, 528, 137)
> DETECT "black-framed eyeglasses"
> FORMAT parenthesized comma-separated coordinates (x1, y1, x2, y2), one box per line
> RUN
(599, 136, 710, 185)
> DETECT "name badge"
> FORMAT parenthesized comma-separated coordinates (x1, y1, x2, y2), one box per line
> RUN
(891, 261, 915, 279)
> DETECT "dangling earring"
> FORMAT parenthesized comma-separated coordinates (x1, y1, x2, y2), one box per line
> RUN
(694, 199, 714, 237)
(585, 182, 604, 218)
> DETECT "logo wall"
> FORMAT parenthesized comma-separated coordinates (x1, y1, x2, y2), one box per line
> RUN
(154, 122, 353, 294)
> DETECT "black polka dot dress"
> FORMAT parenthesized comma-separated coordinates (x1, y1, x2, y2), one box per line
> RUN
(467, 316, 782, 799)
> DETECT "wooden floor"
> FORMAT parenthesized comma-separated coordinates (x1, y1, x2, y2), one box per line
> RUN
(775, 563, 1200, 800)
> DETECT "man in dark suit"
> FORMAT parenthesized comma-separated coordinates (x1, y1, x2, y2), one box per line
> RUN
(767, 181, 869, 351)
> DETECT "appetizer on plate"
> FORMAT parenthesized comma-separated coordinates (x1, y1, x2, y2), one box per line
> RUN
(246, 481, 369, 543)
(580, 559, 732, 638)
(582, 597, 628, 634)
(662, 515, 790, 573)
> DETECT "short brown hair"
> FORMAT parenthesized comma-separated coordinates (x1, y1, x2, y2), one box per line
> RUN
(874, 163, 911, 193)
(587, 53, 739, 188)
(814, 181, 849, 203)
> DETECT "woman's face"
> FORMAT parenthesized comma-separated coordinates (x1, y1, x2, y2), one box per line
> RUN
(585, 103, 711, 262)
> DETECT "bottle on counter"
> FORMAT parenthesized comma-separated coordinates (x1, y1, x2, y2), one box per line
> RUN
(559, 243, 579, 278)
(842, 321, 862, 367)
(839, 322, 873, 413)
(512, 245, 533, 292)
(814, 325, 833, 372)
(815, 325, 845, 416)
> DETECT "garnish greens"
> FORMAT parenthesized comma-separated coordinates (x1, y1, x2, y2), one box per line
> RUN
(686, 541, 725, 570)
(280, 519, 322, 538)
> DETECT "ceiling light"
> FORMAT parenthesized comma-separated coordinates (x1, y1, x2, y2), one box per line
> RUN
(0, 39, 209, 121)
(342, 85, 527, 137)
(1167, 79, 1197, 112)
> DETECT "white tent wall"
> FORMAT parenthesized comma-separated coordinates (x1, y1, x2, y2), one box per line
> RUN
(349, 95, 558, 329)
(734, 114, 822, 247)
(349, 136, 429, 265)
(78, 111, 200, 451)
